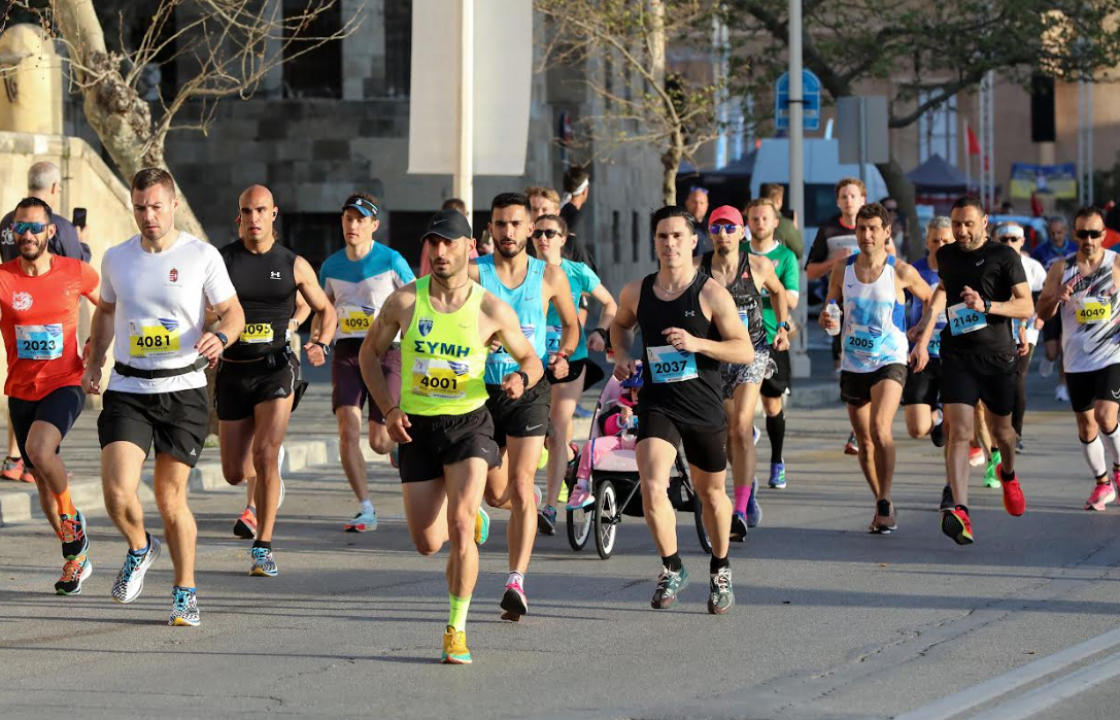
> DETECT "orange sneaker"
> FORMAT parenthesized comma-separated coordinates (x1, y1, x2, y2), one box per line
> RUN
(997, 464, 1026, 516)
(941, 506, 973, 545)
(1, 456, 23, 481)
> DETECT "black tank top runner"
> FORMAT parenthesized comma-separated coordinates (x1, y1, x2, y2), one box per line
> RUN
(701, 250, 766, 350)
(220, 241, 298, 361)
(636, 271, 724, 427)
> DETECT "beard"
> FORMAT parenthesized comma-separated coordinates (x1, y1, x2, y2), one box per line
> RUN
(19, 240, 45, 262)
(716, 245, 732, 257)
(496, 238, 525, 258)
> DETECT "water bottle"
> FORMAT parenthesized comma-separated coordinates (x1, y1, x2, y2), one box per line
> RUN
(824, 300, 842, 337)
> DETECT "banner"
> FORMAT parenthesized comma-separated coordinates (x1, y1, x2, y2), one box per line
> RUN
(407, 0, 532, 176)
(1009, 162, 1077, 200)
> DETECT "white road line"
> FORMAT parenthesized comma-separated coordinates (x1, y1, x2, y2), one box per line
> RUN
(968, 651, 1120, 720)
(895, 627, 1120, 720)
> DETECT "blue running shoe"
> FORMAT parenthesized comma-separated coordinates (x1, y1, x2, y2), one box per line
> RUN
(249, 546, 277, 577)
(768, 461, 786, 489)
(745, 477, 762, 528)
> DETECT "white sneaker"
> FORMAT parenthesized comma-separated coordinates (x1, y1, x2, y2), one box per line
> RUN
(344, 506, 377, 532)
(111, 536, 161, 604)
(1056, 384, 1070, 403)
(1039, 358, 1054, 378)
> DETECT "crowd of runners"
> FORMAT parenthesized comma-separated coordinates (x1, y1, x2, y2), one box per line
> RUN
(4, 164, 1118, 664)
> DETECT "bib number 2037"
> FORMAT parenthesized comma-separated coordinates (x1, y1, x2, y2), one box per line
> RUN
(646, 345, 698, 383)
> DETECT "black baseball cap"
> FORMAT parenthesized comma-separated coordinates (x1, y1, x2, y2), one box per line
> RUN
(342, 195, 379, 218)
(422, 209, 472, 242)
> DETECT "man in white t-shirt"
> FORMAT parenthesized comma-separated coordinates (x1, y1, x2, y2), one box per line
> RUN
(82, 168, 244, 627)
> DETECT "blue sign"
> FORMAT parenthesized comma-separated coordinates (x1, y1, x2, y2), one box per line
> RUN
(775, 70, 821, 131)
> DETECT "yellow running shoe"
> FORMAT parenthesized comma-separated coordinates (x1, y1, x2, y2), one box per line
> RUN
(441, 625, 472, 664)
(474, 506, 490, 545)
(537, 446, 549, 470)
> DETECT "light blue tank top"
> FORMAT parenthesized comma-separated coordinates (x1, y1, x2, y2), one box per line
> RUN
(477, 255, 548, 384)
(840, 255, 908, 373)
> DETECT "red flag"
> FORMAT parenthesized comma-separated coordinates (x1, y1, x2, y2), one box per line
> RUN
(967, 125, 981, 156)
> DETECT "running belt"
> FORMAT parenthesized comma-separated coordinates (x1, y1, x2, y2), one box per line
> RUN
(114, 355, 209, 379)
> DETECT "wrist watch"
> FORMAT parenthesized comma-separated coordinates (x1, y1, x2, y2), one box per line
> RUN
(215, 331, 229, 347)
(777, 321, 791, 331)
(314, 340, 331, 356)
(982, 298, 992, 314)
(516, 370, 530, 387)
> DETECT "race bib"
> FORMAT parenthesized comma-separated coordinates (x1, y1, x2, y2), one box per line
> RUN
(410, 357, 470, 400)
(928, 313, 946, 355)
(15, 323, 63, 360)
(128, 318, 180, 357)
(844, 324, 882, 357)
(947, 303, 987, 336)
(338, 304, 375, 335)
(738, 309, 751, 330)
(1076, 296, 1112, 325)
(545, 323, 563, 354)
(240, 322, 274, 344)
(646, 345, 698, 384)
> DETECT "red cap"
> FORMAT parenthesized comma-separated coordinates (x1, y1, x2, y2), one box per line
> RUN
(708, 205, 743, 226)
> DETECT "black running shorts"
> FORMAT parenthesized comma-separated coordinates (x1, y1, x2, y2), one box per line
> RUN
(398, 405, 500, 483)
(215, 352, 301, 421)
(485, 380, 550, 447)
(546, 358, 586, 385)
(97, 388, 209, 467)
(8, 386, 85, 470)
(840, 364, 907, 407)
(1065, 363, 1120, 413)
(939, 350, 1017, 416)
(901, 358, 942, 407)
(636, 409, 727, 473)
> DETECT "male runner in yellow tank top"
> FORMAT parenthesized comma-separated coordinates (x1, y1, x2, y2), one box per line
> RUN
(359, 209, 544, 664)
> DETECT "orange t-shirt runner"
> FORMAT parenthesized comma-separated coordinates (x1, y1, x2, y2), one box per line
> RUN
(0, 256, 99, 401)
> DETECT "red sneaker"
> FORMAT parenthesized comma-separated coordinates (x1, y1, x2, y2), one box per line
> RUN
(0, 456, 23, 481)
(940, 506, 973, 545)
(997, 464, 1026, 516)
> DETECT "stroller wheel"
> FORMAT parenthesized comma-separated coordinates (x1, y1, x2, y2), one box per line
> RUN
(567, 505, 592, 551)
(594, 480, 618, 559)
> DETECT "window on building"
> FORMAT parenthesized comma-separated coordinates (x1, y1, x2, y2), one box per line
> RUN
(612, 211, 621, 263)
(280, 213, 340, 272)
(918, 91, 958, 164)
(282, 0, 342, 99)
(631, 211, 640, 262)
(384, 0, 412, 97)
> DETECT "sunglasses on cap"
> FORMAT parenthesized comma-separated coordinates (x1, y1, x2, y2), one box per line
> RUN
(12, 221, 47, 235)
(532, 228, 562, 239)
(997, 235, 1023, 243)
(709, 223, 740, 235)
(343, 196, 379, 217)
(1076, 229, 1104, 239)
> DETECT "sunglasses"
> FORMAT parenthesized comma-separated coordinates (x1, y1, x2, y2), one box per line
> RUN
(997, 236, 1023, 243)
(532, 228, 561, 239)
(12, 221, 47, 235)
(1076, 229, 1104, 239)
(709, 223, 740, 235)
(344, 197, 379, 217)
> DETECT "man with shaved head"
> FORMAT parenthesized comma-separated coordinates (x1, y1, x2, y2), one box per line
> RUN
(216, 185, 336, 576)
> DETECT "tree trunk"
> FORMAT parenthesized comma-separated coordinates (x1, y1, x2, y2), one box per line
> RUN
(876, 158, 920, 261)
(53, 0, 209, 241)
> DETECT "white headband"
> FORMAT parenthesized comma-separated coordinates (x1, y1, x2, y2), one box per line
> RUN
(561, 178, 590, 205)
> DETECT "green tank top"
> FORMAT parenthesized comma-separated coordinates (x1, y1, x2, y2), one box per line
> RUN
(400, 276, 489, 416)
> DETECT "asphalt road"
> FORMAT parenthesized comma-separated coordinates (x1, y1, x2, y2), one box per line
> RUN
(3, 383, 1120, 719)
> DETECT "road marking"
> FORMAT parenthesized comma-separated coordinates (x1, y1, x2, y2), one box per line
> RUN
(896, 626, 1120, 720)
(969, 651, 1120, 720)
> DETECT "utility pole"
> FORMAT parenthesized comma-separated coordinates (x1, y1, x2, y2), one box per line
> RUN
(452, 0, 474, 218)
(789, 0, 809, 377)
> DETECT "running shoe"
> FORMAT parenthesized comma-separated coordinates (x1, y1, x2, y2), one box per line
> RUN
(651, 565, 689, 609)
(345, 506, 377, 532)
(111, 536, 161, 604)
(968, 446, 984, 467)
(752, 425, 761, 445)
(1056, 384, 1070, 403)
(1085, 480, 1117, 511)
(169, 586, 200, 627)
(0, 456, 23, 481)
(533, 484, 542, 508)
(941, 506, 973, 545)
(997, 464, 1026, 516)
(573, 404, 593, 419)
(707, 567, 734, 615)
(59, 510, 89, 559)
(537, 446, 549, 471)
(729, 512, 748, 542)
(1039, 357, 1054, 378)
(55, 555, 91, 595)
(930, 421, 945, 448)
(566, 479, 595, 510)
(537, 504, 557, 536)
(870, 499, 897, 535)
(843, 432, 859, 455)
(768, 461, 786, 489)
(18, 469, 33, 483)
(500, 579, 528, 621)
(984, 450, 1003, 489)
(475, 506, 490, 545)
(249, 546, 277, 577)
(939, 484, 955, 511)
(233, 506, 257, 539)
(1016, 438, 1025, 453)
(1113, 467, 1120, 488)
(745, 477, 762, 528)
(441, 625, 472, 664)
